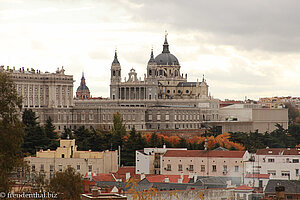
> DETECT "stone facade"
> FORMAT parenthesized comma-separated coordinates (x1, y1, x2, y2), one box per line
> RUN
(1, 65, 74, 109)
(1, 34, 288, 133)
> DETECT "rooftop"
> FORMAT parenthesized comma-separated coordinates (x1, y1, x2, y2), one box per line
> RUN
(164, 150, 246, 158)
(256, 148, 300, 155)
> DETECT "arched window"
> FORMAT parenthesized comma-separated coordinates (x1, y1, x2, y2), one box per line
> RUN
(159, 70, 163, 76)
(149, 70, 152, 75)
(175, 70, 178, 76)
(113, 70, 115, 76)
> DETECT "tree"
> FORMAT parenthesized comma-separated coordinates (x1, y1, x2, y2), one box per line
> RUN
(22, 108, 38, 127)
(22, 109, 48, 155)
(61, 127, 74, 139)
(285, 103, 300, 125)
(0, 70, 24, 193)
(44, 117, 59, 150)
(122, 128, 147, 166)
(49, 167, 83, 200)
(149, 132, 161, 147)
(111, 112, 126, 150)
(73, 126, 91, 151)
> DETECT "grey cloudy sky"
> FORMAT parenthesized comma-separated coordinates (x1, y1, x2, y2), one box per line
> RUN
(1, 0, 300, 100)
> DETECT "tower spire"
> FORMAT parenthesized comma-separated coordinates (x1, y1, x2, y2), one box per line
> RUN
(112, 48, 120, 64)
(162, 30, 170, 53)
(148, 47, 156, 64)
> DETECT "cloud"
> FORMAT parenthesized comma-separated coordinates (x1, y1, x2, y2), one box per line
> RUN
(126, 0, 300, 52)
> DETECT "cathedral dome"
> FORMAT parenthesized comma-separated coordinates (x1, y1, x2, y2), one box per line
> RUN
(76, 73, 91, 100)
(154, 33, 179, 66)
(76, 84, 89, 91)
(154, 53, 179, 65)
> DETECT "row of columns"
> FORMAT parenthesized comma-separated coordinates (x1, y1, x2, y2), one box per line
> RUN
(118, 86, 147, 100)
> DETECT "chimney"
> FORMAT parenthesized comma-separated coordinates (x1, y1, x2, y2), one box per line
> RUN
(91, 188, 99, 197)
(163, 144, 166, 149)
(193, 172, 197, 183)
(164, 176, 170, 183)
(178, 177, 182, 183)
(275, 184, 285, 199)
(126, 172, 130, 182)
(204, 138, 208, 151)
(188, 172, 193, 179)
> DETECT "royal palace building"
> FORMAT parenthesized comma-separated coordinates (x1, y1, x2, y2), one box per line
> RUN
(2, 34, 288, 133)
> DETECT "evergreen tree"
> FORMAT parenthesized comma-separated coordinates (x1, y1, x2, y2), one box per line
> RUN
(111, 112, 126, 150)
(149, 132, 161, 147)
(61, 127, 74, 139)
(22, 109, 48, 155)
(44, 117, 59, 150)
(177, 137, 188, 148)
(0, 71, 24, 193)
(22, 109, 38, 127)
(73, 126, 91, 151)
(122, 128, 147, 166)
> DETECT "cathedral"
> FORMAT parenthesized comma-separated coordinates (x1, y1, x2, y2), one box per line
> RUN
(3, 34, 220, 132)
(110, 33, 209, 101)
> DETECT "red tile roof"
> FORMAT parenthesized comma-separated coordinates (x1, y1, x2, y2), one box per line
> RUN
(235, 185, 254, 190)
(93, 173, 115, 182)
(245, 174, 270, 179)
(256, 148, 300, 155)
(145, 175, 190, 183)
(116, 166, 136, 176)
(164, 150, 246, 158)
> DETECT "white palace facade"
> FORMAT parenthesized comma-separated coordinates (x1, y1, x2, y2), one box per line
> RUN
(2, 34, 288, 133)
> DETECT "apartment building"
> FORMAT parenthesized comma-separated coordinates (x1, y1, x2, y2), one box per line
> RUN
(245, 148, 300, 180)
(136, 145, 187, 175)
(161, 149, 250, 178)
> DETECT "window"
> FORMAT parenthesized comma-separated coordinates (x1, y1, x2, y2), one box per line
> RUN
(201, 165, 205, 172)
(32, 165, 35, 172)
(281, 171, 290, 177)
(235, 166, 239, 172)
(189, 165, 194, 171)
(167, 164, 171, 171)
(89, 114, 93, 120)
(267, 170, 276, 176)
(157, 114, 161, 121)
(61, 154, 65, 158)
(223, 165, 227, 172)
(88, 165, 92, 172)
(50, 165, 54, 172)
(58, 165, 62, 172)
(268, 158, 275, 163)
(212, 165, 217, 172)
(174, 115, 177, 121)
(296, 169, 299, 177)
(148, 114, 152, 121)
(166, 114, 169, 121)
(81, 114, 85, 120)
(40, 164, 44, 172)
(293, 159, 299, 163)
(178, 164, 182, 171)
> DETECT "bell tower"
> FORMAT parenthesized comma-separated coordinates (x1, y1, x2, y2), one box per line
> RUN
(147, 48, 157, 79)
(110, 49, 121, 100)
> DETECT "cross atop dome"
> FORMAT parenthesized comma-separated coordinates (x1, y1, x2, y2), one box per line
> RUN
(162, 30, 170, 53)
